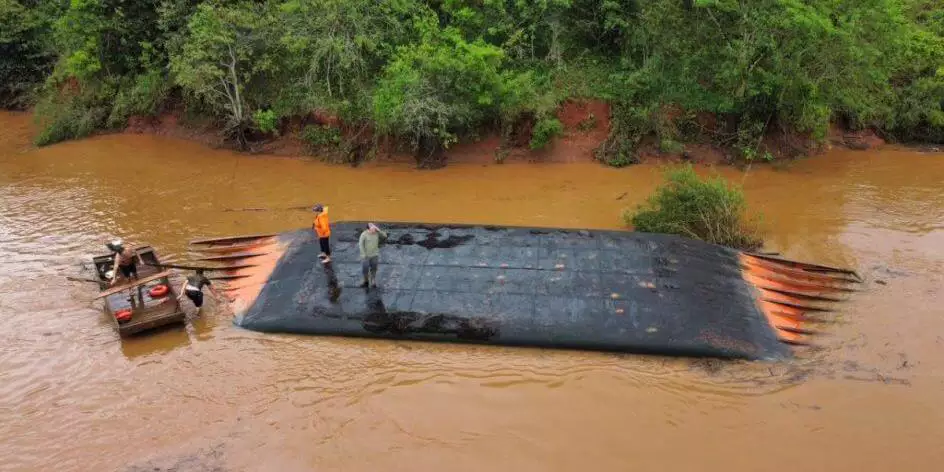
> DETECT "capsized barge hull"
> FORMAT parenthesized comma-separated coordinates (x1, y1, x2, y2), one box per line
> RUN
(190, 223, 860, 360)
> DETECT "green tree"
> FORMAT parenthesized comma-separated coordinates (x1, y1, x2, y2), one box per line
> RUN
(888, 1, 944, 142)
(53, 0, 164, 81)
(595, 0, 925, 161)
(277, 0, 424, 119)
(13, 0, 944, 152)
(0, 0, 55, 108)
(373, 24, 511, 166)
(170, 1, 284, 149)
(32, 0, 169, 142)
(437, 0, 574, 64)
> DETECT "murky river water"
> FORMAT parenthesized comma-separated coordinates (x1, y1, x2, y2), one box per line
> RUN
(1, 111, 943, 471)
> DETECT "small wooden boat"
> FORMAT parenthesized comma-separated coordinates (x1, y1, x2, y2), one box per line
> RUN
(90, 246, 186, 337)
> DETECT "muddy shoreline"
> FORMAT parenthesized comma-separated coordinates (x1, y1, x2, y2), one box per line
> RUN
(7, 100, 898, 168)
(117, 100, 889, 167)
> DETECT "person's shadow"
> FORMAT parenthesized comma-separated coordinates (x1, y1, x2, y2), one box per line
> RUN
(321, 261, 341, 303)
(365, 288, 386, 313)
(362, 288, 392, 334)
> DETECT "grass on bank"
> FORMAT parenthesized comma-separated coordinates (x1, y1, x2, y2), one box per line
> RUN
(626, 165, 763, 250)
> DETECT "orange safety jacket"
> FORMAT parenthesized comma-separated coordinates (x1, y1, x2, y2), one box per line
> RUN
(313, 208, 331, 238)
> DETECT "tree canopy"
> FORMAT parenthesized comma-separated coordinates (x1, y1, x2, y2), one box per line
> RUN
(2, 0, 941, 157)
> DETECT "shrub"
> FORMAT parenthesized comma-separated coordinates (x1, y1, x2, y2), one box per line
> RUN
(529, 116, 563, 149)
(595, 103, 652, 167)
(252, 109, 279, 135)
(494, 147, 510, 164)
(302, 124, 341, 149)
(625, 165, 762, 250)
(106, 68, 170, 128)
(659, 138, 684, 154)
(34, 82, 113, 146)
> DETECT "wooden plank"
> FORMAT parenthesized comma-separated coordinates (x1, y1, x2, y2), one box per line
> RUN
(94, 270, 173, 299)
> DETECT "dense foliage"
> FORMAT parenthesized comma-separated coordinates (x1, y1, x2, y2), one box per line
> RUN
(627, 165, 762, 250)
(0, 0, 55, 108)
(2, 0, 942, 159)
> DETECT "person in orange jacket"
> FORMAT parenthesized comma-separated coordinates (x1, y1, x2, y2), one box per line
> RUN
(313, 204, 332, 263)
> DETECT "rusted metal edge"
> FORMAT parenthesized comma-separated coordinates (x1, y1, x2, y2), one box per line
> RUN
(741, 256, 861, 284)
(189, 233, 278, 246)
(744, 252, 863, 281)
(189, 240, 277, 254)
(761, 298, 834, 313)
(759, 287, 845, 303)
(196, 252, 270, 262)
(739, 252, 861, 347)
(144, 262, 259, 271)
(208, 274, 252, 282)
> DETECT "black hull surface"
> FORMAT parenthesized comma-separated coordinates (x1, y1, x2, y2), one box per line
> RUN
(189, 223, 859, 360)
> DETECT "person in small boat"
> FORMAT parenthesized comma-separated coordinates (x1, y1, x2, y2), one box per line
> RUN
(177, 269, 219, 313)
(312, 204, 332, 264)
(359, 223, 387, 288)
(106, 239, 143, 286)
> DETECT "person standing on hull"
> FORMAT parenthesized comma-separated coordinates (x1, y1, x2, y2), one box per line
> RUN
(176, 269, 220, 314)
(359, 223, 387, 288)
(312, 204, 332, 264)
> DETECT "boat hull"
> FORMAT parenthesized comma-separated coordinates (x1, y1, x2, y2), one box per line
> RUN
(190, 223, 859, 360)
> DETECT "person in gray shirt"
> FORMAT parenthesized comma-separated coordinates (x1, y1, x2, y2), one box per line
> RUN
(358, 223, 387, 288)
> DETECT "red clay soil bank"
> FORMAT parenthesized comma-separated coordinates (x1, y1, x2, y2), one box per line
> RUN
(122, 100, 886, 165)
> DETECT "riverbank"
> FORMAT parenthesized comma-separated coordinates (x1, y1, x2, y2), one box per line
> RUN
(129, 99, 897, 167)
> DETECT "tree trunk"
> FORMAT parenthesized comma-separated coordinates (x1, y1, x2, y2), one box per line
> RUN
(415, 134, 445, 169)
(222, 45, 248, 151)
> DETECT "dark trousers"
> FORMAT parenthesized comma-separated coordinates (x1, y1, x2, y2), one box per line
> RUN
(119, 262, 137, 279)
(362, 256, 378, 282)
(185, 289, 204, 307)
(319, 237, 331, 256)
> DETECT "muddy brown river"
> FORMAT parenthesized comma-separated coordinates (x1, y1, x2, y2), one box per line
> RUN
(1, 111, 943, 471)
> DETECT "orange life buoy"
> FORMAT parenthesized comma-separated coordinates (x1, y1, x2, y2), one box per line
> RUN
(116, 309, 132, 323)
(149, 284, 169, 298)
